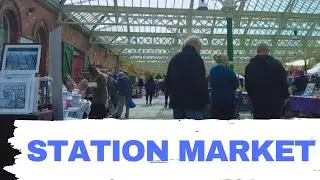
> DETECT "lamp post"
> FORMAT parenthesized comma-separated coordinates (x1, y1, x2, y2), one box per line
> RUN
(219, 0, 240, 69)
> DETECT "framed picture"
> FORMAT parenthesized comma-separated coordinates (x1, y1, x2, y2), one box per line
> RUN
(0, 78, 36, 114)
(20, 36, 34, 44)
(1, 44, 42, 74)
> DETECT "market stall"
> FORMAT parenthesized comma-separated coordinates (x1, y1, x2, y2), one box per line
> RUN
(62, 81, 91, 120)
(307, 63, 320, 75)
(288, 83, 320, 117)
(0, 43, 53, 120)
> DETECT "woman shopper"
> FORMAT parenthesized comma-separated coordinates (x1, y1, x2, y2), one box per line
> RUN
(209, 55, 239, 120)
(87, 66, 108, 119)
(145, 75, 156, 105)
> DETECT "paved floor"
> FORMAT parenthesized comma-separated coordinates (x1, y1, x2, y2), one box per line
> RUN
(129, 96, 172, 119)
(128, 96, 252, 119)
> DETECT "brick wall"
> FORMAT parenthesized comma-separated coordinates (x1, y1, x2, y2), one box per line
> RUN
(61, 24, 119, 69)
(61, 24, 90, 52)
(0, 0, 119, 72)
(0, 0, 56, 74)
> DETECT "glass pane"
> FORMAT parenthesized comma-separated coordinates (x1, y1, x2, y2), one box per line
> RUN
(292, 0, 320, 14)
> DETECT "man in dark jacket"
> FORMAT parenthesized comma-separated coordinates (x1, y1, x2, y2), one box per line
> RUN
(114, 72, 132, 119)
(166, 35, 209, 120)
(245, 43, 289, 119)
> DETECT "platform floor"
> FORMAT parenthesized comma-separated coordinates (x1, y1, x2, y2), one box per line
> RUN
(128, 96, 252, 119)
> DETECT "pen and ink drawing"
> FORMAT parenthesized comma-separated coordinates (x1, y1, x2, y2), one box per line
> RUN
(0, 78, 35, 114)
(0, 83, 27, 109)
(4, 47, 38, 70)
(1, 44, 41, 73)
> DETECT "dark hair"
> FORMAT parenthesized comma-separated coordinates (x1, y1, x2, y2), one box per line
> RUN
(88, 65, 97, 75)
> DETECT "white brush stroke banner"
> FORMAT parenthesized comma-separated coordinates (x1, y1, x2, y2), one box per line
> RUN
(4, 119, 320, 180)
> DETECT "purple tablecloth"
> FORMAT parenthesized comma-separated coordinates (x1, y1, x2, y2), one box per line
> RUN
(289, 96, 320, 115)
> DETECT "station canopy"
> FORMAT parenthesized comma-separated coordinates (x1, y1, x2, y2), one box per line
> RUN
(52, 0, 320, 73)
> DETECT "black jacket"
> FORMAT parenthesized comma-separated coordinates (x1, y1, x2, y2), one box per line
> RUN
(166, 45, 209, 110)
(245, 55, 289, 106)
(145, 79, 156, 92)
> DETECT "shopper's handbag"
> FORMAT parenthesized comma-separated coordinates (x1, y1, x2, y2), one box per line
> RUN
(129, 99, 136, 108)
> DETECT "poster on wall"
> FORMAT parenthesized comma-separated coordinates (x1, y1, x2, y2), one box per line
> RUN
(20, 36, 34, 44)
(1, 44, 42, 74)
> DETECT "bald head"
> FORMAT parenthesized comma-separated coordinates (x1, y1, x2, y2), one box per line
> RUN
(257, 43, 269, 55)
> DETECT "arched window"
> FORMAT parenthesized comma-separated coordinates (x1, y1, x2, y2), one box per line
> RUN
(34, 26, 48, 76)
(0, 13, 10, 45)
(0, 13, 11, 64)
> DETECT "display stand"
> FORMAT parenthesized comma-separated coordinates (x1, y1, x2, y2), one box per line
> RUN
(0, 43, 52, 119)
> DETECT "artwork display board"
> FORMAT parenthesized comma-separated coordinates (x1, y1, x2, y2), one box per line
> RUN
(303, 83, 315, 96)
(1, 44, 42, 74)
(0, 78, 37, 114)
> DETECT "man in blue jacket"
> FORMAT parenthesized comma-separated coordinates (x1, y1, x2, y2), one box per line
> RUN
(114, 72, 132, 119)
(166, 35, 209, 120)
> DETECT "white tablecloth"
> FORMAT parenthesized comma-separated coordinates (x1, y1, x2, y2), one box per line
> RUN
(63, 100, 91, 120)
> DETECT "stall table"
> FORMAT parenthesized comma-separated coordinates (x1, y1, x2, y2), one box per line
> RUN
(236, 91, 252, 112)
(289, 96, 320, 116)
(0, 110, 53, 121)
(63, 100, 91, 120)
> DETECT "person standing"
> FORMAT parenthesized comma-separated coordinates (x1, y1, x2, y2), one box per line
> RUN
(209, 55, 239, 120)
(166, 35, 209, 120)
(245, 43, 289, 119)
(138, 78, 144, 97)
(145, 75, 156, 105)
(87, 66, 108, 119)
(106, 73, 119, 109)
(114, 72, 132, 119)
(163, 75, 171, 108)
(292, 70, 309, 95)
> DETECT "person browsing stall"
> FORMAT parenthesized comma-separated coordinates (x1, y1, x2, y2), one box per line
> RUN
(87, 66, 108, 119)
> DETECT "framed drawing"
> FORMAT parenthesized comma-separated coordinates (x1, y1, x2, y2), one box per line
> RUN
(0, 78, 36, 114)
(303, 83, 315, 96)
(20, 36, 34, 44)
(1, 44, 42, 74)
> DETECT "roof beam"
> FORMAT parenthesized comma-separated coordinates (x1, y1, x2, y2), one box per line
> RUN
(186, 0, 194, 34)
(91, 31, 320, 40)
(59, 0, 66, 5)
(90, 15, 107, 32)
(306, 21, 317, 36)
(110, 44, 318, 50)
(235, 0, 247, 27)
(114, 0, 119, 24)
(61, 5, 320, 19)
(276, 0, 297, 35)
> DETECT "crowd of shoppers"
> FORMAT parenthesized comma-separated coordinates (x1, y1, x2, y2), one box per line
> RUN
(165, 36, 291, 120)
(64, 66, 133, 119)
(65, 35, 317, 120)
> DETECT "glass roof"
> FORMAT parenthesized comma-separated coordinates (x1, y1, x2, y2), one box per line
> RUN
(62, 0, 320, 13)
(53, 0, 320, 73)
